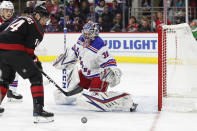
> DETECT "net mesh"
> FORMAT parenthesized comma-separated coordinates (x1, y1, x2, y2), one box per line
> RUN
(159, 23, 197, 112)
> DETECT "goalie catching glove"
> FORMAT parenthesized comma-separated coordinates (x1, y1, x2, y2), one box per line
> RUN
(100, 67, 122, 87)
(52, 47, 77, 70)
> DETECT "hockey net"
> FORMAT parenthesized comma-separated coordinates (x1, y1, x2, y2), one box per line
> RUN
(158, 23, 197, 112)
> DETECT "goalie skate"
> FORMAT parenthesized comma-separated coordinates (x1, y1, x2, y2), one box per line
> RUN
(33, 104, 54, 123)
(7, 90, 23, 103)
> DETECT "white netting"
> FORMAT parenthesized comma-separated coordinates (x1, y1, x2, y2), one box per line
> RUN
(162, 23, 197, 112)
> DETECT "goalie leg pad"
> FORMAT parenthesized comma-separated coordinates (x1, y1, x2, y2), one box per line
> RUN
(53, 89, 77, 105)
(66, 65, 80, 92)
(76, 91, 136, 112)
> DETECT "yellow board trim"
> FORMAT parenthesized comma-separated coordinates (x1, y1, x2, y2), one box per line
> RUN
(38, 56, 158, 64)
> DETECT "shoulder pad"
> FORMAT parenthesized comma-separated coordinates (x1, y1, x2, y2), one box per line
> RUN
(90, 36, 106, 50)
(77, 35, 85, 45)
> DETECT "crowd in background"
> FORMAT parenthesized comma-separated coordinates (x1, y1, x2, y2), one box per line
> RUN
(11, 0, 197, 32)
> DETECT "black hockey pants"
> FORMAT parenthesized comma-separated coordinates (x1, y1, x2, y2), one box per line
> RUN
(0, 50, 44, 106)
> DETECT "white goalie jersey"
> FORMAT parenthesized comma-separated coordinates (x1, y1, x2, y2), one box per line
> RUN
(72, 35, 117, 79)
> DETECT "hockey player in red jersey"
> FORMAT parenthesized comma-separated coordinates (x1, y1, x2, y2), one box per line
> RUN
(0, 5, 54, 123)
(53, 21, 137, 112)
(0, 1, 13, 25)
(0, 1, 23, 102)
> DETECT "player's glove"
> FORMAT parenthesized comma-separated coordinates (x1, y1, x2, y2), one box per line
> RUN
(33, 56, 42, 71)
(52, 47, 77, 70)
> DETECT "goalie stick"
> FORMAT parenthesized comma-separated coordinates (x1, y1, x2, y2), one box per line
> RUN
(62, 0, 67, 89)
(41, 71, 68, 96)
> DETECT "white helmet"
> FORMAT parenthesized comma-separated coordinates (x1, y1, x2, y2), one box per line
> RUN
(0, 1, 14, 11)
(0, 1, 14, 20)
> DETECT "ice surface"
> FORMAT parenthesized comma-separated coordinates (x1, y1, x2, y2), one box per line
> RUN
(0, 63, 197, 131)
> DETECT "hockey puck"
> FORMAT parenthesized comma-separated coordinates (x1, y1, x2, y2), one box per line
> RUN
(81, 117, 87, 123)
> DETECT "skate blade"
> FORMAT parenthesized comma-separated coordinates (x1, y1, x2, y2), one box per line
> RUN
(7, 98, 22, 103)
(34, 116, 54, 124)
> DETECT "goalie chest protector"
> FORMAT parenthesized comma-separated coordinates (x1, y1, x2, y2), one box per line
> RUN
(72, 35, 117, 79)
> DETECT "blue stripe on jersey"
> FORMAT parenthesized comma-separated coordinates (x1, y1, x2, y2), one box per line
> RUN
(10, 81, 18, 87)
(87, 46, 97, 53)
(100, 59, 117, 68)
(90, 36, 105, 50)
(103, 64, 117, 68)
(77, 35, 106, 53)
(84, 73, 100, 78)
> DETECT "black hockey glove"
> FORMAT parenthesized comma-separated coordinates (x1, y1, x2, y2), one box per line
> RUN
(35, 61, 43, 71)
(33, 56, 43, 71)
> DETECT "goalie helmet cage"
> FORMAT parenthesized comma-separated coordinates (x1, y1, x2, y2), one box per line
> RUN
(158, 23, 197, 112)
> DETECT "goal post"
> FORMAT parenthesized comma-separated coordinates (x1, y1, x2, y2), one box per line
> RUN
(158, 23, 197, 112)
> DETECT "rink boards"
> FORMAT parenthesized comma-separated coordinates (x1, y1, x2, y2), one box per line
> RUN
(36, 32, 158, 64)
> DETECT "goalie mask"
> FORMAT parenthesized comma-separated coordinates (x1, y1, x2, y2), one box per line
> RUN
(82, 21, 99, 42)
(0, 1, 14, 21)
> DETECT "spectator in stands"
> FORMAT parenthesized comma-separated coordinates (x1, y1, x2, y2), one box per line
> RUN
(59, 15, 73, 32)
(102, 5, 113, 32)
(111, 13, 122, 32)
(24, 1, 34, 15)
(159, 0, 174, 11)
(80, 0, 89, 20)
(72, 0, 80, 7)
(175, 8, 186, 24)
(56, 6, 64, 23)
(72, 6, 85, 23)
(98, 16, 103, 32)
(110, 0, 121, 18)
(46, 0, 54, 14)
(126, 16, 138, 32)
(189, 0, 197, 20)
(95, 0, 105, 17)
(32, 0, 38, 7)
(150, 12, 157, 32)
(45, 22, 56, 32)
(175, 0, 185, 12)
(141, 0, 151, 16)
(86, 6, 95, 22)
(51, 0, 59, 15)
(155, 11, 171, 31)
(95, 0, 100, 5)
(73, 16, 82, 32)
(66, 0, 75, 16)
(138, 19, 151, 32)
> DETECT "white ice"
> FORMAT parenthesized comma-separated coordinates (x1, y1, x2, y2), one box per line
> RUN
(0, 63, 197, 131)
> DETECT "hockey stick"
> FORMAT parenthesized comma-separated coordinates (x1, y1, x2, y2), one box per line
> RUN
(41, 71, 68, 96)
(62, 0, 67, 89)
